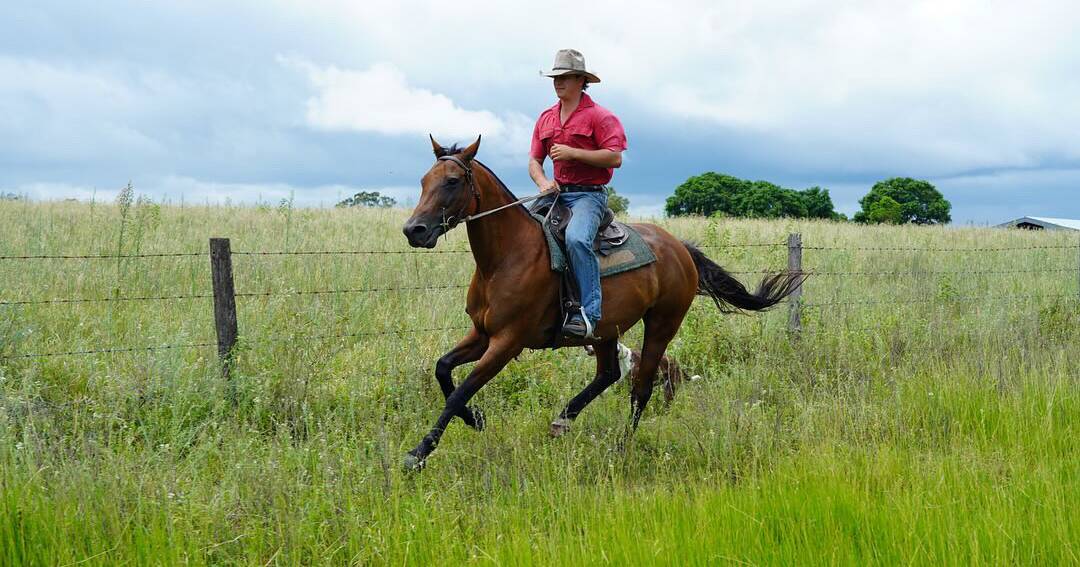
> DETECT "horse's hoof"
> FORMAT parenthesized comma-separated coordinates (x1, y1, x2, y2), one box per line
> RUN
(550, 417, 572, 438)
(403, 453, 425, 472)
(468, 407, 486, 432)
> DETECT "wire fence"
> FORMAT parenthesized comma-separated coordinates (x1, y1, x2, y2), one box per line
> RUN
(1, 233, 1077, 361)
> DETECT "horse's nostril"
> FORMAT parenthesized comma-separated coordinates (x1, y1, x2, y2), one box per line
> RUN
(409, 224, 428, 236)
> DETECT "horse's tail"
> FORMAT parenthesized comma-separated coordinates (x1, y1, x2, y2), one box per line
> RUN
(682, 241, 807, 313)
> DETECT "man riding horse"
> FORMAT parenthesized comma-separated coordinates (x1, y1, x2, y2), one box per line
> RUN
(529, 49, 627, 340)
(399, 51, 805, 470)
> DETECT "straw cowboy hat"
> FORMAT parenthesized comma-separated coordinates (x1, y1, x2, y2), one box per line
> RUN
(542, 49, 601, 83)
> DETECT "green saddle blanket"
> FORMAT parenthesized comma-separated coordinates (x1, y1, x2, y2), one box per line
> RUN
(531, 214, 657, 277)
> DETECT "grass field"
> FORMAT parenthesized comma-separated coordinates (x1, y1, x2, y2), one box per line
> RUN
(1, 197, 1077, 565)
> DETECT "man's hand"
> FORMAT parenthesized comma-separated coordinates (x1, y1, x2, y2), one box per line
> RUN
(549, 144, 578, 162)
(538, 178, 559, 193)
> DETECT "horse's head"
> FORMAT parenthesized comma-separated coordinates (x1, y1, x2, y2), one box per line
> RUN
(402, 135, 481, 248)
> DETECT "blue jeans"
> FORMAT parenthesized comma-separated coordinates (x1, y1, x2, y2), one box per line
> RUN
(558, 191, 607, 324)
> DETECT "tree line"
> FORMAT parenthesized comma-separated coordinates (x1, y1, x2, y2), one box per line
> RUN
(665, 173, 951, 225)
(332, 173, 952, 227)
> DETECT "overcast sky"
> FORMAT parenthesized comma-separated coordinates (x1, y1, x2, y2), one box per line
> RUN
(3, 1, 1079, 223)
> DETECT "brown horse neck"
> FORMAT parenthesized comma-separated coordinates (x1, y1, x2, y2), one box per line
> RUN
(465, 165, 545, 275)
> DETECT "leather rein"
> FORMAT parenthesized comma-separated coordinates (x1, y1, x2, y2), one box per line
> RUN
(437, 155, 556, 230)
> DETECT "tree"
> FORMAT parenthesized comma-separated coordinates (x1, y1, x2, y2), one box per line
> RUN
(665, 172, 841, 220)
(604, 186, 629, 215)
(864, 195, 904, 224)
(799, 187, 841, 220)
(336, 191, 396, 208)
(853, 178, 951, 225)
(734, 181, 809, 219)
(665, 172, 749, 217)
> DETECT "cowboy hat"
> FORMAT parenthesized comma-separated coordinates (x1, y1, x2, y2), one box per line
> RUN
(542, 48, 601, 83)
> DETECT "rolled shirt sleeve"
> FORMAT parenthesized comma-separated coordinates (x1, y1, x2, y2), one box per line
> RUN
(595, 114, 627, 153)
(529, 119, 547, 160)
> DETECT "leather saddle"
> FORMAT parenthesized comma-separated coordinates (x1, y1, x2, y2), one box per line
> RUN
(528, 195, 629, 254)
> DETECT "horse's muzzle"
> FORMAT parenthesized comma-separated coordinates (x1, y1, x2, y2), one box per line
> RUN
(402, 219, 441, 248)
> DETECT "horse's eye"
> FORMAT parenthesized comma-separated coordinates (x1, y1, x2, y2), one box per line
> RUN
(446, 177, 460, 186)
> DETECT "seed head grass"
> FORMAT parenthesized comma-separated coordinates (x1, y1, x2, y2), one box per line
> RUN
(0, 199, 1077, 565)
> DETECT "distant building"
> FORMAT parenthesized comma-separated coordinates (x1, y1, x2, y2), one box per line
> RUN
(996, 216, 1080, 231)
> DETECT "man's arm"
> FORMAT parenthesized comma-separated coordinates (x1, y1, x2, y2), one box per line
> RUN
(549, 145, 622, 169)
(529, 156, 558, 192)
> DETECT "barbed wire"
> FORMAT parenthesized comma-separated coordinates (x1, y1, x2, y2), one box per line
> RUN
(234, 284, 469, 298)
(231, 249, 471, 256)
(2, 242, 1072, 261)
(0, 283, 471, 307)
(0, 341, 217, 360)
(803, 292, 1075, 307)
(0, 252, 203, 260)
(697, 243, 786, 249)
(803, 244, 1078, 253)
(804, 267, 1076, 277)
(0, 292, 214, 307)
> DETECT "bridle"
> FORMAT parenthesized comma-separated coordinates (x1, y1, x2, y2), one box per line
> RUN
(435, 155, 556, 231)
(435, 155, 480, 230)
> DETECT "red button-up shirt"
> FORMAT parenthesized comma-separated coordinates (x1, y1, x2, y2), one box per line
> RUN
(529, 93, 627, 185)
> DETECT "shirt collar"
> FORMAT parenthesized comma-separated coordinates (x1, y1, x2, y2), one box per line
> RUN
(551, 92, 595, 113)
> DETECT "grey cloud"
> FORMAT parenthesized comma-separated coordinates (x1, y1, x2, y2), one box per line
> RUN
(2, 1, 1079, 226)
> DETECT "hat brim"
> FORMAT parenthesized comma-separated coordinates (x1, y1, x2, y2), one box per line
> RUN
(542, 68, 601, 83)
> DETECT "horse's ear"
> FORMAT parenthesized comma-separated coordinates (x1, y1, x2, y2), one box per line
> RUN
(429, 134, 446, 158)
(460, 135, 481, 162)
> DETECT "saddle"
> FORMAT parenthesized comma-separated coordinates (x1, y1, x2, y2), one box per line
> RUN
(528, 196, 629, 254)
(528, 195, 630, 343)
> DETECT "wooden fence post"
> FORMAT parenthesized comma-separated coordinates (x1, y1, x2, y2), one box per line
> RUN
(209, 238, 239, 398)
(788, 233, 803, 334)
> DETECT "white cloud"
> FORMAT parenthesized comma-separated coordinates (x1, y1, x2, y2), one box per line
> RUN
(301, 0, 1080, 175)
(284, 57, 532, 164)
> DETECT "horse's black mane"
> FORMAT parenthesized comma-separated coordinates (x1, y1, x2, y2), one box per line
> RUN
(440, 144, 526, 210)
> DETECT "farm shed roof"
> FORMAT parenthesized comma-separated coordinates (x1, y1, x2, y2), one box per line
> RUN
(996, 216, 1080, 231)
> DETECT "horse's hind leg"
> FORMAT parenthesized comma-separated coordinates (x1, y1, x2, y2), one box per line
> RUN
(551, 339, 621, 437)
(629, 312, 683, 430)
(434, 328, 489, 430)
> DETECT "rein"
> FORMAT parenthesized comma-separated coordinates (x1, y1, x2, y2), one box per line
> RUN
(437, 155, 557, 228)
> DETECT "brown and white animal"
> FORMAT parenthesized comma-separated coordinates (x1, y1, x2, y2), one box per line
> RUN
(584, 343, 700, 405)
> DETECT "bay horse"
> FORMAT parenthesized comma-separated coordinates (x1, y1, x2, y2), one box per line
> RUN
(401, 136, 804, 469)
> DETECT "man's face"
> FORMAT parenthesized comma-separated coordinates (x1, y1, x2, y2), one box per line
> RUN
(553, 74, 586, 99)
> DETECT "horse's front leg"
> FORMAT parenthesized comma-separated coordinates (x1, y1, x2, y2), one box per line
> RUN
(551, 339, 621, 437)
(434, 328, 489, 430)
(406, 337, 523, 470)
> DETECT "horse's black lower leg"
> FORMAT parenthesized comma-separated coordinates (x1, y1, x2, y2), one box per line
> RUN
(406, 339, 523, 469)
(551, 339, 620, 436)
(434, 329, 489, 429)
(629, 314, 681, 431)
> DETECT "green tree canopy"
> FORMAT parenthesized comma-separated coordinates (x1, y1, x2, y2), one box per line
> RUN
(604, 186, 629, 215)
(853, 178, 951, 225)
(336, 191, 396, 208)
(865, 195, 904, 224)
(665, 172, 840, 220)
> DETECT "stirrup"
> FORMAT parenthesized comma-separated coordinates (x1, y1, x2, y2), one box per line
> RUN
(579, 307, 597, 339)
(561, 307, 597, 340)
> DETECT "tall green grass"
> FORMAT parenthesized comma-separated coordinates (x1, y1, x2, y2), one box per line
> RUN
(0, 199, 1077, 565)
